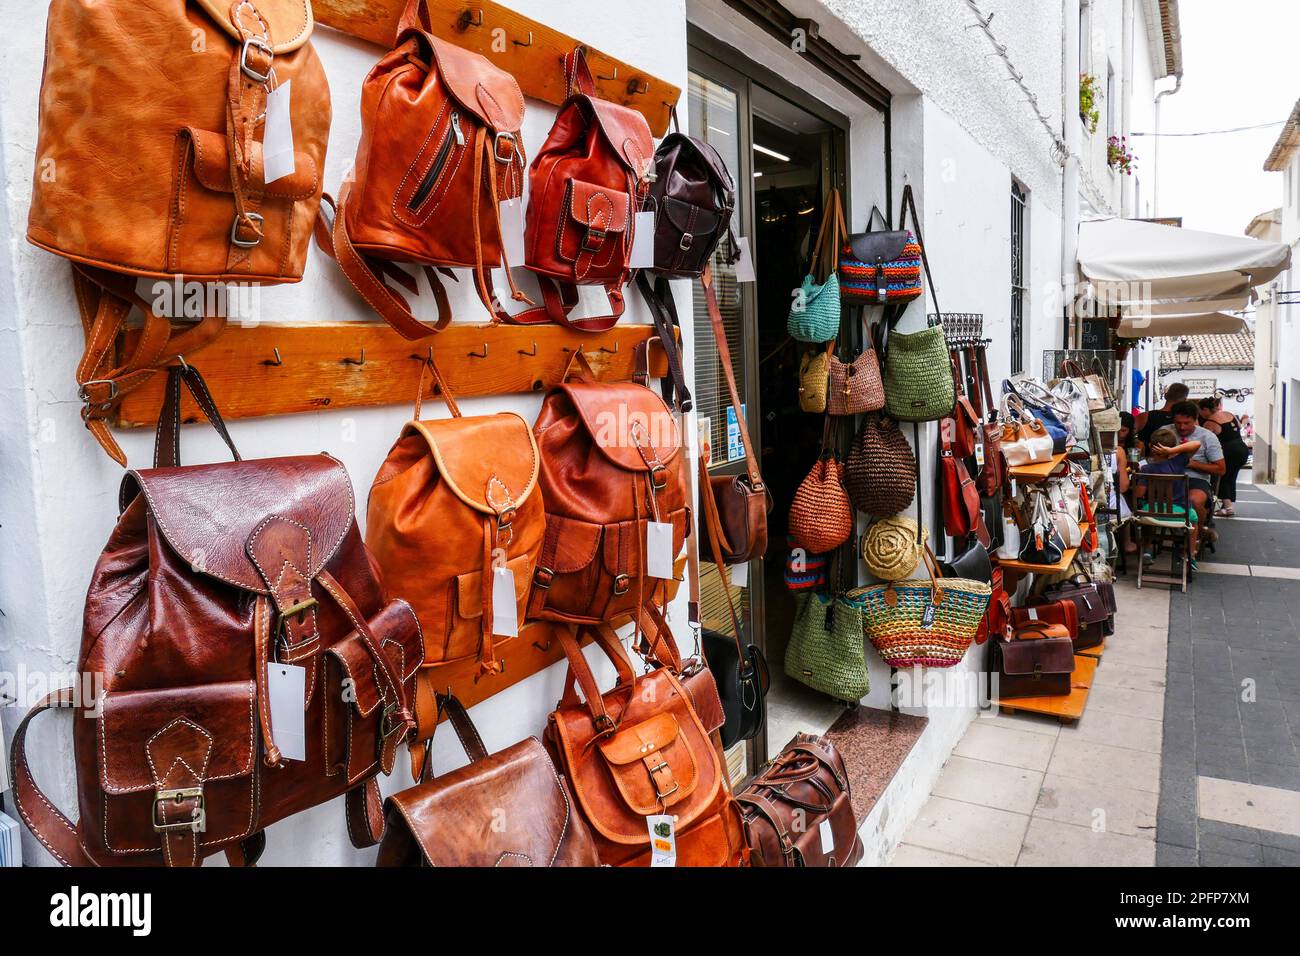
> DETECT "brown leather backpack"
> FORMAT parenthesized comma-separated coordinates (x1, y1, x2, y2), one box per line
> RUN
(510, 48, 654, 332)
(28, 0, 331, 463)
(317, 0, 531, 338)
(365, 358, 544, 775)
(8, 367, 419, 867)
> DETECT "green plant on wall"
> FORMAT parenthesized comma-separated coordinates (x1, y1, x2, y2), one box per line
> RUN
(1079, 73, 1101, 134)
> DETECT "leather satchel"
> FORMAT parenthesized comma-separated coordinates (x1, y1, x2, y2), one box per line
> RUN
(29, 0, 331, 463)
(10, 366, 419, 867)
(994, 623, 1076, 699)
(1040, 574, 1110, 632)
(970, 344, 1005, 495)
(377, 695, 600, 867)
(545, 625, 749, 867)
(365, 358, 545, 775)
(738, 733, 864, 867)
(317, 0, 530, 337)
(512, 47, 654, 331)
(1012, 600, 1080, 646)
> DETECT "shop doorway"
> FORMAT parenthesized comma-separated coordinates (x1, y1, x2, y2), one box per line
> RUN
(687, 37, 860, 779)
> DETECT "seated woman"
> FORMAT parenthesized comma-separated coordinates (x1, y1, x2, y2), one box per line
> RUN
(1132, 425, 1202, 560)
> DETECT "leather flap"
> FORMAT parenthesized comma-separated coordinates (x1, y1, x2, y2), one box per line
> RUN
(566, 179, 630, 233)
(99, 681, 256, 795)
(542, 515, 603, 573)
(661, 195, 721, 237)
(656, 132, 735, 197)
(185, 127, 319, 200)
(328, 632, 383, 718)
(597, 712, 680, 766)
(386, 737, 574, 867)
(601, 510, 687, 578)
(846, 229, 912, 264)
(423, 35, 525, 133)
(455, 554, 533, 619)
(557, 383, 682, 473)
(406, 414, 539, 516)
(579, 96, 654, 176)
(194, 0, 314, 55)
(327, 600, 426, 718)
(999, 636, 1075, 677)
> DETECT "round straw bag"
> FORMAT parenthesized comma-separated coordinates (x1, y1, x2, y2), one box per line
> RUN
(789, 441, 854, 555)
(846, 414, 916, 517)
(848, 546, 991, 668)
(861, 516, 924, 581)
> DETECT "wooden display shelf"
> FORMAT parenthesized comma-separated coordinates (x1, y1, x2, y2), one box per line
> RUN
(115, 322, 672, 427)
(994, 524, 1090, 577)
(996, 654, 1097, 724)
(1077, 638, 1105, 660)
(1008, 453, 1067, 483)
(312, 0, 680, 135)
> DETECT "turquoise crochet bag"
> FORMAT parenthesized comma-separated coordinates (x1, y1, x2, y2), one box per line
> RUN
(787, 189, 846, 343)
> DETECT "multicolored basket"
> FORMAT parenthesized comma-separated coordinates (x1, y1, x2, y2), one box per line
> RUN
(839, 235, 922, 304)
(784, 535, 828, 591)
(847, 546, 991, 668)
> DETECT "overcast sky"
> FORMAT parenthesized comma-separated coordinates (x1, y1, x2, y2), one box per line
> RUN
(1148, 0, 1299, 235)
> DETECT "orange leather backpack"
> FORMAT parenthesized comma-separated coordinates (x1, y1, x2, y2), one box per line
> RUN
(365, 358, 545, 775)
(318, 0, 531, 338)
(510, 48, 654, 332)
(28, 0, 331, 463)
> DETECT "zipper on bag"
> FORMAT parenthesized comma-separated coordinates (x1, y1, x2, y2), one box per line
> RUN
(408, 112, 463, 210)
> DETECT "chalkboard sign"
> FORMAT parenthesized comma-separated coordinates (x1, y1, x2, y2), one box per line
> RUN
(1081, 319, 1110, 351)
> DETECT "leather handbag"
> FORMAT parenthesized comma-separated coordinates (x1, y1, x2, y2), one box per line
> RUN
(993, 623, 1076, 699)
(738, 733, 864, 867)
(9, 366, 419, 867)
(975, 565, 1011, 645)
(545, 625, 749, 867)
(971, 345, 1004, 495)
(317, 0, 529, 338)
(698, 266, 771, 565)
(846, 413, 917, 517)
(940, 421, 988, 544)
(1040, 575, 1111, 631)
(1006, 376, 1073, 452)
(29, 0, 331, 463)
(939, 539, 993, 585)
(365, 357, 545, 774)
(1018, 491, 1066, 566)
(529, 351, 689, 628)
(785, 593, 870, 702)
(827, 343, 886, 417)
(377, 695, 600, 867)
(512, 48, 653, 331)
(999, 393, 1055, 466)
(838, 204, 923, 305)
(788, 190, 846, 342)
(1012, 600, 1080, 645)
(799, 343, 834, 413)
(789, 423, 854, 554)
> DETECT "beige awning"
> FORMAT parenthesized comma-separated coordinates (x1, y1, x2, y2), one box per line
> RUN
(1117, 312, 1247, 338)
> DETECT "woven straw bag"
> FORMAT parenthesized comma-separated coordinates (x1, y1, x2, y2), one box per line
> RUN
(785, 592, 869, 702)
(789, 455, 854, 554)
(848, 546, 991, 668)
(798, 344, 833, 413)
(787, 190, 847, 343)
(861, 516, 924, 581)
(845, 414, 916, 517)
(828, 346, 885, 417)
(883, 319, 955, 422)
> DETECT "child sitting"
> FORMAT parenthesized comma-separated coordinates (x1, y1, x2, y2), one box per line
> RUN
(1133, 425, 1202, 561)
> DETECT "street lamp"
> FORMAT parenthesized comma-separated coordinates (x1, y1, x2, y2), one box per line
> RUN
(1173, 338, 1193, 371)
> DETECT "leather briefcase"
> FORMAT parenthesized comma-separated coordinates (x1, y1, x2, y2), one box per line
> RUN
(738, 733, 863, 867)
(378, 695, 600, 867)
(10, 366, 419, 867)
(993, 623, 1076, 699)
(1039, 574, 1110, 644)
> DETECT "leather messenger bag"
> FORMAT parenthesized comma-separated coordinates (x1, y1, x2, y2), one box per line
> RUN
(28, 0, 331, 463)
(9, 367, 419, 866)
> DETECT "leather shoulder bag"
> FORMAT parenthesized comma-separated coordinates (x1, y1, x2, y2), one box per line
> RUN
(365, 356, 545, 775)
(10, 366, 419, 867)
(999, 393, 1054, 466)
(511, 48, 653, 331)
(738, 732, 863, 867)
(317, 0, 529, 338)
(972, 343, 1005, 495)
(29, 0, 331, 463)
(377, 694, 600, 867)
(994, 623, 1076, 699)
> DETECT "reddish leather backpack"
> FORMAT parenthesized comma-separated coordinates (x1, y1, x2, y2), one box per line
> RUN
(318, 0, 530, 338)
(510, 48, 654, 332)
(9, 367, 420, 867)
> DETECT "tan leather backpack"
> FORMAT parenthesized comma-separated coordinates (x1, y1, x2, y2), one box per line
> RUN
(28, 0, 331, 463)
(365, 358, 544, 775)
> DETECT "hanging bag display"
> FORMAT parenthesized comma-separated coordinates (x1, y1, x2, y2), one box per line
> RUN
(789, 419, 854, 553)
(787, 189, 847, 342)
(799, 343, 835, 413)
(377, 694, 600, 867)
(845, 413, 917, 517)
(838, 204, 924, 305)
(785, 592, 870, 702)
(29, 0, 332, 463)
(9, 366, 420, 867)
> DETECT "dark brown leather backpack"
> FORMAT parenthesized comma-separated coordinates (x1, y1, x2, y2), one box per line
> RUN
(9, 366, 420, 867)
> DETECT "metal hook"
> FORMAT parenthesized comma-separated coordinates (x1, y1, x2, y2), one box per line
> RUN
(627, 78, 650, 96)
(517, 341, 538, 356)
(598, 66, 618, 81)
(261, 347, 283, 367)
(341, 348, 366, 366)
(468, 343, 488, 359)
(512, 31, 533, 47)
(176, 354, 190, 372)
(408, 346, 434, 366)
(599, 341, 619, 354)
(457, 8, 483, 29)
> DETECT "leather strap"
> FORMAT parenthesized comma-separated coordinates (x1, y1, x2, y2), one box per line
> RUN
(809, 188, 847, 282)
(890, 184, 940, 324)
(412, 351, 461, 420)
(431, 693, 491, 766)
(564, 46, 598, 98)
(505, 273, 627, 331)
(224, 831, 266, 867)
(701, 264, 763, 492)
(154, 364, 242, 468)
(635, 271, 692, 413)
(344, 778, 387, 848)
(698, 454, 748, 668)
(556, 624, 637, 732)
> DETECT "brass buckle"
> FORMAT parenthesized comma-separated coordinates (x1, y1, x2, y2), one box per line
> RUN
(240, 37, 274, 83)
(152, 787, 205, 833)
(581, 228, 607, 253)
(277, 597, 318, 636)
(613, 574, 631, 596)
(230, 211, 265, 249)
(380, 701, 400, 737)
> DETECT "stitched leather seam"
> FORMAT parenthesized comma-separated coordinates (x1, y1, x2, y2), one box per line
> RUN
(393, 100, 450, 226)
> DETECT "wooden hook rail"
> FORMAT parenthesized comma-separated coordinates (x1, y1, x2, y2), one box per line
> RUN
(311, 0, 681, 135)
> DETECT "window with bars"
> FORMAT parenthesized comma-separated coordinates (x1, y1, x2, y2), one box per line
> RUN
(1011, 181, 1027, 375)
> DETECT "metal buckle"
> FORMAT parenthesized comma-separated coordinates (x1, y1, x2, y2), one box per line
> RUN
(533, 566, 554, 590)
(77, 379, 119, 407)
(649, 464, 669, 491)
(276, 597, 318, 636)
(493, 130, 520, 164)
(381, 701, 400, 737)
(613, 574, 631, 596)
(230, 212, 265, 249)
(152, 787, 205, 833)
(240, 37, 274, 83)
(581, 228, 607, 253)
(649, 761, 678, 800)
(678, 232, 693, 252)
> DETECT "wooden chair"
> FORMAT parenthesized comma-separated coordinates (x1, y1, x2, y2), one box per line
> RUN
(1134, 472, 1194, 592)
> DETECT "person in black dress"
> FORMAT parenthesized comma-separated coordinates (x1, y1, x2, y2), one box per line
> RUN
(1198, 397, 1250, 517)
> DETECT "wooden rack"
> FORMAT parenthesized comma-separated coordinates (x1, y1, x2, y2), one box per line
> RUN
(312, 0, 681, 135)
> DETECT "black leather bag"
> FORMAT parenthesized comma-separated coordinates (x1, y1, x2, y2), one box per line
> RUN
(1019, 491, 1065, 566)
(702, 629, 769, 750)
(939, 538, 992, 584)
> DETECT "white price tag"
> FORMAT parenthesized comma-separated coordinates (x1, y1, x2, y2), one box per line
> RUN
(647, 521, 674, 580)
(267, 662, 306, 762)
(819, 818, 836, 855)
(733, 237, 756, 282)
(629, 210, 657, 269)
(498, 198, 526, 268)
(262, 80, 296, 184)
(648, 814, 677, 867)
(1027, 607, 1039, 620)
(491, 565, 519, 639)
(975, 442, 986, 469)
(730, 561, 748, 589)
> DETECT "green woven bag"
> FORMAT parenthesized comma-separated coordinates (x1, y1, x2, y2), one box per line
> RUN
(785, 592, 870, 702)
(883, 320, 954, 422)
(787, 189, 847, 343)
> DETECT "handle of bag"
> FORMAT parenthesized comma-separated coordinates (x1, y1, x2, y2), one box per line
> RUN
(412, 351, 462, 420)
(154, 362, 243, 469)
(897, 184, 941, 320)
(698, 453, 750, 671)
(564, 46, 599, 98)
(865, 206, 889, 233)
(634, 271, 693, 413)
(556, 624, 639, 732)
(560, 346, 600, 383)
(421, 693, 490, 781)
(809, 188, 847, 281)
(702, 264, 764, 491)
